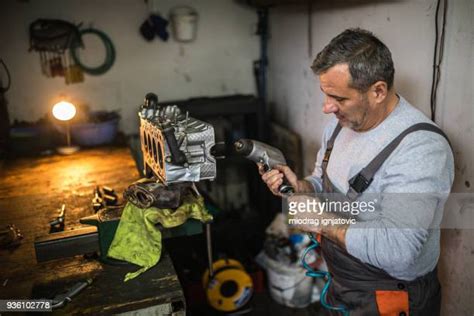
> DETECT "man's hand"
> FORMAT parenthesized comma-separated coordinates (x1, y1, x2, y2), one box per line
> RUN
(258, 164, 298, 196)
(257, 164, 348, 248)
(288, 194, 348, 249)
(257, 164, 315, 196)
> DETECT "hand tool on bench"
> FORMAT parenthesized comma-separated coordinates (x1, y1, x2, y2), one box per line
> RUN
(51, 278, 93, 309)
(49, 204, 66, 233)
(92, 186, 104, 212)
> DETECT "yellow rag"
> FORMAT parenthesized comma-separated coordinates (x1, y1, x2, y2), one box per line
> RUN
(107, 194, 212, 281)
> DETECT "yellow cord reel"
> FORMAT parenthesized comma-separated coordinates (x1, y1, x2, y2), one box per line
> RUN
(202, 258, 253, 312)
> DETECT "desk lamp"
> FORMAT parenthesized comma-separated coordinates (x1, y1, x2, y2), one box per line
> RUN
(52, 101, 79, 154)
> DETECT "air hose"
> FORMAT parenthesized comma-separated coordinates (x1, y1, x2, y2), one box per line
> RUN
(71, 28, 115, 75)
(302, 233, 349, 315)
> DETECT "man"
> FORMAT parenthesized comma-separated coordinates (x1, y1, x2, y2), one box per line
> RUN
(260, 28, 454, 315)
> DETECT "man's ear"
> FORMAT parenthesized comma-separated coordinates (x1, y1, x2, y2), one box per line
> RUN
(370, 81, 388, 103)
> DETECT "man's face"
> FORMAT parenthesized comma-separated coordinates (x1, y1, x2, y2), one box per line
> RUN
(319, 64, 372, 131)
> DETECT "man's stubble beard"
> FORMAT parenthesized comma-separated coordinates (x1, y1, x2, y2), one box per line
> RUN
(345, 95, 370, 131)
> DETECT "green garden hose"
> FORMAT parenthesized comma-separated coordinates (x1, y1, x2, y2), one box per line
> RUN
(71, 28, 115, 75)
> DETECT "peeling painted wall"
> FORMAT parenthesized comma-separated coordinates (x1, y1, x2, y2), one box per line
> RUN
(0, 0, 259, 134)
(435, 1, 474, 315)
(267, 0, 473, 314)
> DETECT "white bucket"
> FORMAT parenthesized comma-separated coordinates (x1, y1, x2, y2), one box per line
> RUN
(256, 252, 319, 308)
(170, 6, 198, 42)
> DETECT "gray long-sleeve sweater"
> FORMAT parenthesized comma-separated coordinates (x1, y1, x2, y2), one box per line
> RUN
(305, 95, 454, 281)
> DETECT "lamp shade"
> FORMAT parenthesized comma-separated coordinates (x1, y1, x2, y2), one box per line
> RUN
(52, 101, 76, 121)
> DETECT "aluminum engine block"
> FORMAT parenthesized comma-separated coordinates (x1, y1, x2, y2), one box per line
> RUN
(138, 93, 216, 184)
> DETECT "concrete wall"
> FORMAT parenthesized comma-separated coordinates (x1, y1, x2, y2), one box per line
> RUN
(434, 1, 473, 315)
(0, 0, 258, 134)
(267, 0, 473, 314)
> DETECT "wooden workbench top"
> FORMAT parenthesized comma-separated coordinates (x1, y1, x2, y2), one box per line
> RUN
(0, 147, 185, 315)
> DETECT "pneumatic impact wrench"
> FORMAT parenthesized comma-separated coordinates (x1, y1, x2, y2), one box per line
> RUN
(234, 139, 295, 194)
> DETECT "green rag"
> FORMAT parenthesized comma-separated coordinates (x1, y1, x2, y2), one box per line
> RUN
(107, 194, 212, 281)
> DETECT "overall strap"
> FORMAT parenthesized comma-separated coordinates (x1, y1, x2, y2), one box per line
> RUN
(347, 122, 451, 200)
(322, 123, 342, 174)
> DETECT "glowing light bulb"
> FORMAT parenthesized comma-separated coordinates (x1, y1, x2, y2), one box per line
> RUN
(52, 101, 76, 121)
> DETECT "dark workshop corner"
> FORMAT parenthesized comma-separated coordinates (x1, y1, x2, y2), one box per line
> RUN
(1, 0, 473, 315)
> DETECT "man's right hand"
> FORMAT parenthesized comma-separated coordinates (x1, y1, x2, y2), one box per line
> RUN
(258, 164, 299, 196)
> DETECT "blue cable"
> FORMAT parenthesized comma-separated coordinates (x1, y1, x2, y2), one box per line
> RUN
(302, 233, 349, 316)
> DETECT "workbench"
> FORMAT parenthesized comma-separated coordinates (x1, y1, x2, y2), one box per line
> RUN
(0, 147, 186, 315)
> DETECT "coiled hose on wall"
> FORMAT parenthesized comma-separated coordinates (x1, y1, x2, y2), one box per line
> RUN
(71, 28, 115, 75)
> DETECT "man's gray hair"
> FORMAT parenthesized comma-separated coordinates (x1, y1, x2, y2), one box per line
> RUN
(311, 28, 395, 91)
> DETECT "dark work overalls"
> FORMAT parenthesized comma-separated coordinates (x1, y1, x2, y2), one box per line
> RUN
(319, 122, 450, 316)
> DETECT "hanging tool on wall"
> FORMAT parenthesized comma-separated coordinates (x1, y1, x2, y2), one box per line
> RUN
(29, 19, 115, 82)
(64, 50, 84, 84)
(29, 19, 83, 84)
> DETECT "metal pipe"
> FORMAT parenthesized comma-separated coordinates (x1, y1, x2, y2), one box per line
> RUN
(66, 122, 71, 147)
(206, 223, 214, 278)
